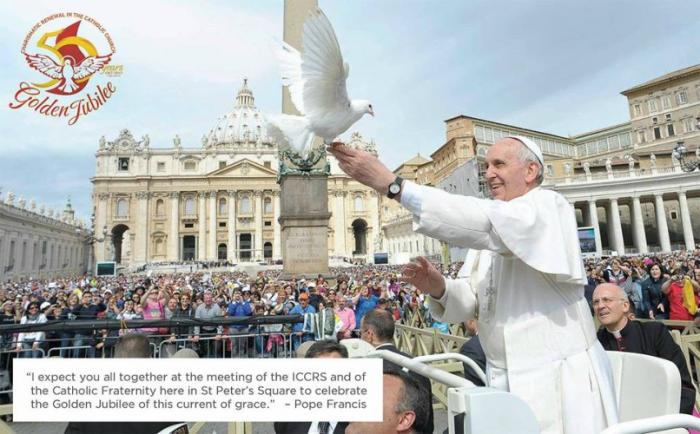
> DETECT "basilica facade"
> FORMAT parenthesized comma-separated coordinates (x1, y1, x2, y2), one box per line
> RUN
(91, 81, 381, 266)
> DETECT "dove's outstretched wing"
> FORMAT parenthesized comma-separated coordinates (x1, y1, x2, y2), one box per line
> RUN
(300, 8, 350, 122)
(275, 40, 307, 115)
(73, 54, 112, 80)
(24, 53, 62, 79)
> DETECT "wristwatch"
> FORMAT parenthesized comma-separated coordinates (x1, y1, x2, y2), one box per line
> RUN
(387, 176, 404, 199)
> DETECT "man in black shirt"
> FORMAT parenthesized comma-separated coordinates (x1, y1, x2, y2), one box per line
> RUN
(70, 292, 106, 358)
(594, 283, 696, 414)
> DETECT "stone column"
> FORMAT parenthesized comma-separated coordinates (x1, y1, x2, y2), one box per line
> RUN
(168, 192, 179, 261)
(0, 230, 7, 281)
(273, 191, 281, 260)
(254, 191, 263, 261)
(631, 195, 648, 254)
(198, 192, 207, 260)
(227, 190, 237, 262)
(586, 200, 603, 256)
(371, 191, 381, 256)
(678, 191, 695, 250)
(282, 0, 318, 116)
(609, 198, 625, 255)
(654, 194, 671, 252)
(95, 193, 109, 262)
(134, 191, 150, 263)
(208, 191, 217, 260)
(333, 190, 346, 256)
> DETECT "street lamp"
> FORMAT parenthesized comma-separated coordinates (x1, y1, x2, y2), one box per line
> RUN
(671, 117, 700, 172)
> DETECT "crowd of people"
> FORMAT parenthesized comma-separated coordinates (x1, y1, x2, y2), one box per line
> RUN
(1, 250, 700, 361)
(583, 250, 700, 322)
(0, 263, 442, 360)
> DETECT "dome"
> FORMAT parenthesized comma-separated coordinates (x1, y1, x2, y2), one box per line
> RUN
(202, 79, 274, 149)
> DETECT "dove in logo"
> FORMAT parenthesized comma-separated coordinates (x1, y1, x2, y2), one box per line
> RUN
(24, 53, 112, 95)
(267, 8, 374, 156)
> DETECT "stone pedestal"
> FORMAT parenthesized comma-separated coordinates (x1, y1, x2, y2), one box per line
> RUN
(279, 175, 330, 276)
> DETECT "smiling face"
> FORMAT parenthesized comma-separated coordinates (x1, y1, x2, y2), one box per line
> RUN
(593, 283, 629, 331)
(484, 138, 540, 201)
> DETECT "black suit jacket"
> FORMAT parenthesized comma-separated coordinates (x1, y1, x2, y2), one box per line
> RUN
(375, 343, 435, 433)
(273, 421, 348, 434)
(458, 335, 486, 387)
(597, 320, 696, 415)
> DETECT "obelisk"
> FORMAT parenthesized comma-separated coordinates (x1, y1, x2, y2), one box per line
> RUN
(278, 0, 331, 277)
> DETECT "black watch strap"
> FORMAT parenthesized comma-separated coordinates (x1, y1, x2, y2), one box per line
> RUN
(387, 176, 404, 199)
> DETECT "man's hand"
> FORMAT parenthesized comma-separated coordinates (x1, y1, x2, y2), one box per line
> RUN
(327, 142, 396, 195)
(400, 257, 447, 299)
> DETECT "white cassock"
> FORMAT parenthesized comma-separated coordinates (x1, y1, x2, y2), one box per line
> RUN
(401, 181, 618, 434)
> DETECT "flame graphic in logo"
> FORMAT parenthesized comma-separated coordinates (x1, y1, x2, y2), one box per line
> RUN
(24, 21, 112, 96)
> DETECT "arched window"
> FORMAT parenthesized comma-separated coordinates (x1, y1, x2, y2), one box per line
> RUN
(218, 198, 227, 215)
(116, 198, 128, 217)
(354, 195, 364, 212)
(240, 196, 252, 214)
(155, 238, 164, 255)
(155, 199, 165, 217)
(264, 242, 273, 259)
(218, 243, 227, 260)
(184, 197, 195, 216)
(264, 197, 272, 214)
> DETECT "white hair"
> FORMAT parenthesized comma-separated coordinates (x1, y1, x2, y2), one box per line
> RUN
(514, 142, 544, 185)
(616, 285, 629, 301)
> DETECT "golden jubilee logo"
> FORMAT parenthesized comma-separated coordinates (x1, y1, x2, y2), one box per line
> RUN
(9, 12, 121, 125)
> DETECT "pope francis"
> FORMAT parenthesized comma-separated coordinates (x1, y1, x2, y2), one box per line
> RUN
(329, 136, 618, 434)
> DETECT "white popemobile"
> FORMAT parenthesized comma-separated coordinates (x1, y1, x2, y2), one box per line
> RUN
(363, 347, 700, 434)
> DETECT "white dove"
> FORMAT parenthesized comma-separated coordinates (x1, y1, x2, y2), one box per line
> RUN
(267, 8, 374, 156)
(24, 53, 112, 94)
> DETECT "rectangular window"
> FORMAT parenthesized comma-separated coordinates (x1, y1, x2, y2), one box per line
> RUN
(184, 223, 194, 229)
(620, 133, 632, 148)
(633, 104, 641, 117)
(264, 221, 272, 227)
(218, 222, 226, 228)
(648, 98, 658, 113)
(684, 118, 694, 133)
(662, 96, 671, 110)
(652, 117, 658, 124)
(118, 157, 129, 171)
(665, 113, 672, 122)
(597, 139, 608, 153)
(676, 91, 688, 105)
(485, 127, 494, 142)
(219, 161, 226, 169)
(667, 124, 675, 137)
(157, 162, 165, 172)
(475, 125, 485, 141)
(653, 127, 662, 140)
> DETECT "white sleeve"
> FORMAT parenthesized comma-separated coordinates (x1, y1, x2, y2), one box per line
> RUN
(427, 278, 478, 323)
(401, 181, 509, 254)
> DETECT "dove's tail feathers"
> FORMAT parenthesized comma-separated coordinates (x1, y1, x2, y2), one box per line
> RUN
(266, 114, 313, 156)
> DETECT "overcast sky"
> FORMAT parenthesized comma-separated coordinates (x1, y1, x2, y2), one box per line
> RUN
(1, 0, 699, 223)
